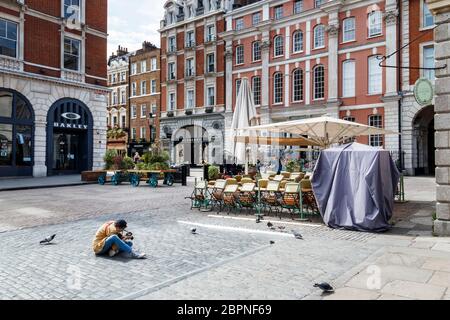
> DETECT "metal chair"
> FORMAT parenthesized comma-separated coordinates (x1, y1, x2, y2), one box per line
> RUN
(280, 183, 301, 219)
(237, 183, 256, 214)
(187, 180, 211, 210)
(210, 179, 227, 212)
(301, 179, 319, 215)
(222, 184, 240, 214)
(261, 180, 281, 217)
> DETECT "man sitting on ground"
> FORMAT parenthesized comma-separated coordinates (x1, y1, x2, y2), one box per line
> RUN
(92, 219, 146, 259)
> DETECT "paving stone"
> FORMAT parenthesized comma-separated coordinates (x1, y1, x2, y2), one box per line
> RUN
(322, 287, 380, 300)
(381, 280, 446, 300)
(428, 271, 450, 287)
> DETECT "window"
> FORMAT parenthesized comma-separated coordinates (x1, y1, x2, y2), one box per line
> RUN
(141, 60, 147, 73)
(236, 18, 244, 31)
(313, 25, 325, 49)
(207, 53, 215, 73)
(131, 63, 137, 75)
(64, 0, 80, 19)
(187, 89, 194, 109)
(368, 11, 382, 37)
(206, 25, 215, 42)
(236, 79, 242, 97)
(274, 72, 283, 104)
(253, 13, 261, 26)
(315, 0, 324, 8)
(274, 5, 284, 20)
(343, 116, 355, 122)
(294, 1, 303, 14)
(112, 91, 118, 105)
(236, 45, 244, 65)
(368, 56, 382, 94)
(141, 81, 147, 95)
(0, 19, 18, 58)
(252, 42, 261, 62)
(131, 82, 137, 96)
(293, 30, 303, 53)
(151, 79, 157, 93)
(151, 57, 157, 71)
(343, 17, 356, 42)
(423, 45, 435, 80)
(168, 36, 176, 52)
(112, 73, 117, 83)
(369, 115, 383, 147)
(186, 31, 195, 47)
(131, 105, 137, 118)
(207, 87, 215, 106)
(252, 76, 261, 105)
(63, 37, 81, 71)
(168, 63, 176, 80)
(342, 60, 355, 97)
(169, 93, 175, 111)
(121, 72, 126, 82)
(140, 127, 146, 140)
(121, 90, 126, 104)
(141, 105, 147, 118)
(186, 58, 194, 76)
(423, 1, 435, 28)
(131, 128, 136, 140)
(274, 36, 284, 57)
(293, 69, 303, 102)
(313, 65, 325, 100)
(151, 104, 157, 115)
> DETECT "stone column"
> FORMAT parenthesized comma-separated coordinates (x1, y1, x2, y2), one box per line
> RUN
(427, 0, 450, 236)
(225, 44, 233, 113)
(261, 36, 270, 109)
(326, 24, 339, 103)
(33, 120, 47, 177)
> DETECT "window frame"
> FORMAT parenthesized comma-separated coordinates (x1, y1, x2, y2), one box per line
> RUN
(368, 11, 382, 38)
(131, 105, 137, 119)
(368, 55, 382, 95)
(313, 24, 325, 49)
(236, 45, 244, 65)
(369, 114, 383, 147)
(313, 65, 325, 100)
(252, 41, 262, 62)
(342, 60, 356, 98)
(235, 18, 244, 31)
(63, 36, 81, 71)
(207, 86, 215, 106)
(252, 76, 261, 106)
(292, 30, 303, 53)
(140, 104, 147, 118)
(274, 35, 284, 58)
(292, 69, 304, 102)
(206, 53, 215, 73)
(294, 0, 303, 14)
(273, 72, 284, 104)
(342, 17, 356, 43)
(0, 18, 19, 59)
(186, 89, 195, 109)
(422, 44, 435, 81)
(252, 12, 261, 26)
(274, 5, 284, 20)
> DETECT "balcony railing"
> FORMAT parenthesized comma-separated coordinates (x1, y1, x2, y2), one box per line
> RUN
(62, 70, 85, 83)
(205, 35, 216, 43)
(0, 56, 23, 72)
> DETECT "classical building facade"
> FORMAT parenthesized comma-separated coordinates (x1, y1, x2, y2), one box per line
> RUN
(107, 46, 131, 153)
(159, 0, 233, 166)
(128, 42, 161, 156)
(0, 0, 108, 177)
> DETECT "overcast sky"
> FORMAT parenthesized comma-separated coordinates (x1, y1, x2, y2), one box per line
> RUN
(108, 0, 165, 56)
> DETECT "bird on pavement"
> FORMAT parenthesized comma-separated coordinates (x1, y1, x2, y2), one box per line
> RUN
(191, 228, 197, 235)
(292, 230, 304, 240)
(40, 234, 56, 245)
(270, 241, 275, 245)
(267, 222, 273, 228)
(278, 226, 286, 230)
(314, 283, 334, 293)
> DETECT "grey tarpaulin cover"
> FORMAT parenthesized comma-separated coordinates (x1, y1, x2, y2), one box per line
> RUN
(311, 143, 400, 232)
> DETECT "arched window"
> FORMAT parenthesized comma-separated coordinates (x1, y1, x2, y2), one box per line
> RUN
(292, 69, 303, 102)
(293, 30, 303, 53)
(252, 41, 261, 62)
(313, 24, 325, 48)
(0, 89, 34, 177)
(273, 72, 283, 104)
(274, 35, 284, 57)
(313, 65, 325, 100)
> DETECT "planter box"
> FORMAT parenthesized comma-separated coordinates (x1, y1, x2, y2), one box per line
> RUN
(81, 171, 104, 182)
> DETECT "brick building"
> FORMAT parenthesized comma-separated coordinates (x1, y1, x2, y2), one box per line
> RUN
(159, 0, 231, 166)
(128, 42, 161, 156)
(0, 0, 108, 177)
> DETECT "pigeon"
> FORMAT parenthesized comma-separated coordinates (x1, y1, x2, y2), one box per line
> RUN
(292, 230, 304, 240)
(191, 228, 197, 235)
(314, 283, 334, 293)
(278, 226, 286, 230)
(267, 222, 273, 228)
(40, 234, 56, 245)
(270, 241, 275, 245)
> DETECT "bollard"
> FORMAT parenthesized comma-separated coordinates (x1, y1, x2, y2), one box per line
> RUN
(181, 165, 187, 186)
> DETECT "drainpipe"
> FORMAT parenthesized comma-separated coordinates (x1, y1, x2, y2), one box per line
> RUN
(397, 0, 404, 171)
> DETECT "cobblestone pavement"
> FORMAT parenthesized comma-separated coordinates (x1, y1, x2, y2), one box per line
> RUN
(0, 177, 445, 300)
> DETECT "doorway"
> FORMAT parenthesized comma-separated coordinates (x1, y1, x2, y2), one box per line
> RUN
(413, 105, 435, 176)
(52, 129, 87, 174)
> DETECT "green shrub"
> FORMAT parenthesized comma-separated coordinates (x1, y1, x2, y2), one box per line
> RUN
(122, 156, 135, 170)
(104, 149, 118, 170)
(286, 159, 301, 173)
(208, 165, 220, 180)
(149, 162, 169, 170)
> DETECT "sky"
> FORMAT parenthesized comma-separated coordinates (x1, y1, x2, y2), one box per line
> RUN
(108, 0, 166, 56)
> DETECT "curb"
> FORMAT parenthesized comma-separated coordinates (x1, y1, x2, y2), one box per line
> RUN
(0, 182, 96, 192)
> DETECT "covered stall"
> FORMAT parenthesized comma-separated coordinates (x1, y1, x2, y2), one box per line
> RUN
(311, 143, 400, 232)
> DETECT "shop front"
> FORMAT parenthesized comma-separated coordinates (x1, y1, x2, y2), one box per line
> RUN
(0, 89, 34, 177)
(46, 99, 93, 176)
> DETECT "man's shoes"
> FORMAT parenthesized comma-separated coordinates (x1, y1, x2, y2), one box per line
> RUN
(129, 251, 147, 259)
(108, 248, 119, 257)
